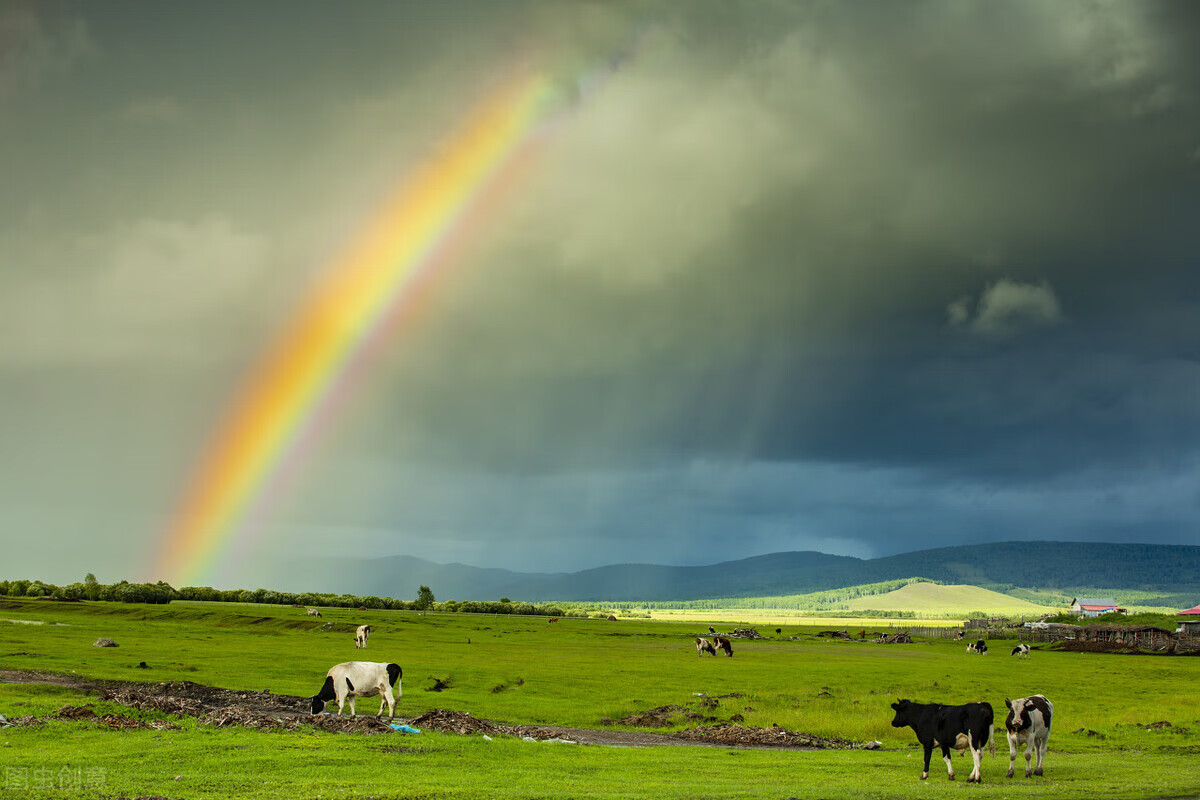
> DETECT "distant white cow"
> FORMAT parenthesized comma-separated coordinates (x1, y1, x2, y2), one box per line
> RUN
(1010, 643, 1031, 659)
(695, 637, 717, 657)
(355, 625, 371, 649)
(306, 608, 321, 617)
(1005, 695, 1053, 778)
(310, 661, 402, 720)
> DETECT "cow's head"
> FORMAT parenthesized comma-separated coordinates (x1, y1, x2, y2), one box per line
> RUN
(1005, 697, 1031, 733)
(311, 675, 336, 714)
(890, 699, 913, 727)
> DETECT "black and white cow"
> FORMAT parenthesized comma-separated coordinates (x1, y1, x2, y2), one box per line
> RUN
(1010, 643, 1031, 659)
(355, 625, 371, 649)
(310, 661, 402, 720)
(714, 636, 733, 656)
(967, 639, 988, 655)
(1004, 695, 1052, 778)
(695, 637, 717, 657)
(890, 699, 995, 782)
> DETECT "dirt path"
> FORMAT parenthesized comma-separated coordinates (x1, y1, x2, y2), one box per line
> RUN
(0, 669, 874, 750)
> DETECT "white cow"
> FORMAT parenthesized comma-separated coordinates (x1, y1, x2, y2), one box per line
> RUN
(1004, 695, 1053, 778)
(310, 661, 402, 720)
(355, 625, 371, 649)
(1010, 643, 1031, 658)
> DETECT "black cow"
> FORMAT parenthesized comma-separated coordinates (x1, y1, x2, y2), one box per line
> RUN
(967, 639, 988, 655)
(890, 699, 995, 782)
(714, 636, 733, 656)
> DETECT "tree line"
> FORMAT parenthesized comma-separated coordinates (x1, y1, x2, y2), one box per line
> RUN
(0, 575, 584, 618)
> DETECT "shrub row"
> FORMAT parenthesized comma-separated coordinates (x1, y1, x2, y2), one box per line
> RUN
(0, 577, 583, 618)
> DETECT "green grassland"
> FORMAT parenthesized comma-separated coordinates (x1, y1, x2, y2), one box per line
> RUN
(2, 598, 1198, 799)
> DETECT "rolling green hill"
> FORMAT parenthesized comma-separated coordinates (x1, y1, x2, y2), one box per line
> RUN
(843, 582, 1057, 615)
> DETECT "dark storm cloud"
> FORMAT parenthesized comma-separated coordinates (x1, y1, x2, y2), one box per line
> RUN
(365, 1, 1200, 490)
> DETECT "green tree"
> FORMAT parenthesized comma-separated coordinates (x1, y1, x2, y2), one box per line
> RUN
(415, 585, 435, 612)
(84, 573, 101, 601)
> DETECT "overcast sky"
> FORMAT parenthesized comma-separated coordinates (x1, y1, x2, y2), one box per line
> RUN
(3, 0, 1200, 588)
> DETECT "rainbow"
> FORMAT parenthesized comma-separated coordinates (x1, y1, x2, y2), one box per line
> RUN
(153, 66, 588, 587)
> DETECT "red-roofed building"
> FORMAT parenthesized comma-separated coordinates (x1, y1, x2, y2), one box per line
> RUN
(1070, 597, 1125, 618)
(1178, 605, 1200, 636)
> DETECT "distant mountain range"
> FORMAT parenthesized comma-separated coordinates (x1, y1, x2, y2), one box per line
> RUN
(260, 541, 1200, 603)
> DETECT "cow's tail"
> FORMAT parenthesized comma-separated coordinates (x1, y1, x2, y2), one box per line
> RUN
(986, 723, 995, 756)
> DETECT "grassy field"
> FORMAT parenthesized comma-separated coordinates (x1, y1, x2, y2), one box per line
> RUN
(2, 598, 1198, 799)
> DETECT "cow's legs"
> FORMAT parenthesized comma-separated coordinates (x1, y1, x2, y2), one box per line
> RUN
(347, 696, 356, 717)
(921, 743, 934, 779)
(968, 743, 982, 783)
(941, 745, 955, 780)
(1007, 737, 1018, 778)
(379, 687, 395, 720)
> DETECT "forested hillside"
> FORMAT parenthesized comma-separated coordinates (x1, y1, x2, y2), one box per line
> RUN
(266, 541, 1200, 602)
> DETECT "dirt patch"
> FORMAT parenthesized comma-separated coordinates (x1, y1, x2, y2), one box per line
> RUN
(51, 705, 180, 731)
(411, 708, 499, 736)
(674, 723, 874, 750)
(601, 704, 687, 728)
(101, 680, 309, 716)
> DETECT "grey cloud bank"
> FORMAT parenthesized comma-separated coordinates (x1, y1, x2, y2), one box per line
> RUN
(2, 1, 1199, 586)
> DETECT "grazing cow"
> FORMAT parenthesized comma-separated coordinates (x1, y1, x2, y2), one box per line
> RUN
(1010, 643, 1031, 659)
(695, 637, 717, 657)
(714, 636, 733, 657)
(955, 630, 966, 640)
(890, 699, 995, 782)
(1004, 695, 1052, 778)
(708, 626, 717, 635)
(355, 625, 371, 649)
(306, 608, 321, 617)
(548, 617, 559, 624)
(310, 661, 402, 720)
(967, 639, 988, 655)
